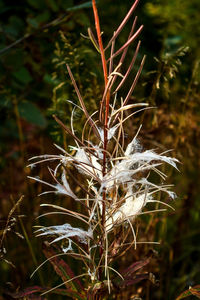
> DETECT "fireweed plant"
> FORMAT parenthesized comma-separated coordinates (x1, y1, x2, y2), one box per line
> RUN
(28, 0, 178, 298)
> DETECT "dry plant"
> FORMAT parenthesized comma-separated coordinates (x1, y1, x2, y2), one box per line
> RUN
(0, 196, 24, 269)
(26, 0, 178, 298)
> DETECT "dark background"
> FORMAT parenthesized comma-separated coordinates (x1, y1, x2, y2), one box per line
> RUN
(0, 0, 200, 299)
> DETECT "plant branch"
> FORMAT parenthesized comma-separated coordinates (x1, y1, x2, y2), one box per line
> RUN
(92, 0, 110, 281)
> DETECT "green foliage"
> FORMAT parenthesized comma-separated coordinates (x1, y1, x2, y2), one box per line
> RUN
(48, 30, 101, 143)
(18, 101, 47, 127)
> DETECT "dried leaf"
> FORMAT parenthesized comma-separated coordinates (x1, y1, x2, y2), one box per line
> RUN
(6, 285, 84, 299)
(120, 273, 149, 287)
(5, 286, 46, 299)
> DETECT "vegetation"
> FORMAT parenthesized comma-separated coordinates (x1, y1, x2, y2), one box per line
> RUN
(0, 0, 200, 299)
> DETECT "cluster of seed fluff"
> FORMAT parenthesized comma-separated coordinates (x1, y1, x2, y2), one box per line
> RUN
(28, 112, 178, 253)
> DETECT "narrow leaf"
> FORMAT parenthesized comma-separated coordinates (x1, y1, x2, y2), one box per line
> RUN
(5, 286, 46, 298)
(88, 27, 100, 52)
(42, 243, 84, 293)
(121, 258, 150, 278)
(6, 286, 84, 299)
(118, 274, 149, 287)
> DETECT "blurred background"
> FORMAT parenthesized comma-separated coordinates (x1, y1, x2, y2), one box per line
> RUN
(0, 0, 200, 299)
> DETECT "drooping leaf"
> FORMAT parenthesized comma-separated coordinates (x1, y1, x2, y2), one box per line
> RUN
(5, 286, 46, 299)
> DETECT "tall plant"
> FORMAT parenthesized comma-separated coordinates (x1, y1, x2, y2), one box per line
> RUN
(26, 0, 178, 298)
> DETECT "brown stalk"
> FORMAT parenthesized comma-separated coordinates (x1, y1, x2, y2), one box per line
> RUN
(92, 0, 111, 282)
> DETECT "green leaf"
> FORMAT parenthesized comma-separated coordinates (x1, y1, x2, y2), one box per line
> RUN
(13, 67, 32, 84)
(18, 101, 47, 127)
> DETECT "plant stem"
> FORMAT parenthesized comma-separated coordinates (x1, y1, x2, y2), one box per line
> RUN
(92, 0, 110, 281)
(92, 0, 108, 88)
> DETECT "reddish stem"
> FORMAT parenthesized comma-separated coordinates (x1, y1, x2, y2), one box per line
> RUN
(92, 2, 110, 186)
(92, 0, 110, 279)
(92, 0, 108, 88)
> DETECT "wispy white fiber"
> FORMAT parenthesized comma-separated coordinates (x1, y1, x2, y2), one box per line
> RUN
(106, 187, 152, 232)
(74, 148, 102, 179)
(98, 124, 119, 142)
(35, 223, 93, 245)
(28, 169, 76, 199)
